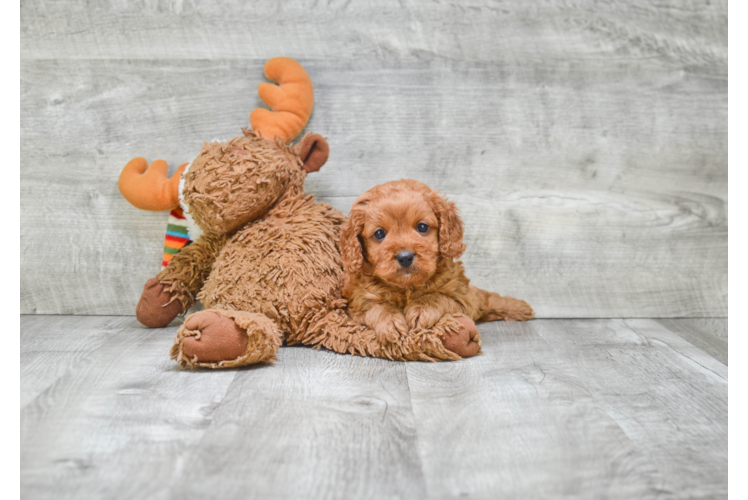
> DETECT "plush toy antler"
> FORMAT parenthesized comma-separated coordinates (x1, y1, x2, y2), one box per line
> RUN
(118, 158, 186, 211)
(250, 57, 314, 141)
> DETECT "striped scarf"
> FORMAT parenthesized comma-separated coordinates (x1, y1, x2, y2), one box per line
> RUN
(162, 208, 192, 268)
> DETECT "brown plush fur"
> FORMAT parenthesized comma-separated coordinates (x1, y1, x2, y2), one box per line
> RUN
(340, 179, 534, 342)
(141, 131, 478, 368)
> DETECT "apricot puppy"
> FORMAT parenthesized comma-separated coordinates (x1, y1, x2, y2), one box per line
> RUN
(340, 179, 534, 353)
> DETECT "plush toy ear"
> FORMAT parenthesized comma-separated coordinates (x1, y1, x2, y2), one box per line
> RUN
(339, 209, 366, 276)
(427, 190, 466, 260)
(300, 133, 329, 173)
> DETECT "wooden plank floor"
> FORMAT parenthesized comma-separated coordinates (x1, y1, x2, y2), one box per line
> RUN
(21, 316, 727, 499)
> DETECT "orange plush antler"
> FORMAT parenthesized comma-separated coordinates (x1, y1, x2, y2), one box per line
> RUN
(118, 158, 186, 211)
(250, 57, 314, 142)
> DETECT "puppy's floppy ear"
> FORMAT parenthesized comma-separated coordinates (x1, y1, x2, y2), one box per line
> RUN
(340, 208, 366, 276)
(427, 190, 466, 260)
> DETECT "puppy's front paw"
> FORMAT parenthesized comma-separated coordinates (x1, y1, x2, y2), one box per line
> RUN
(406, 305, 444, 330)
(370, 313, 409, 344)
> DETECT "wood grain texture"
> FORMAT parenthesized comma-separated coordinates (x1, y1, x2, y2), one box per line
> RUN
(20, 315, 130, 407)
(406, 318, 727, 499)
(21, 316, 239, 500)
(21, 0, 727, 63)
(171, 349, 426, 500)
(656, 318, 727, 365)
(20, 0, 727, 317)
(20, 315, 728, 499)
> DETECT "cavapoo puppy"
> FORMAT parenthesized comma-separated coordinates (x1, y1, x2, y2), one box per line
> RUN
(340, 179, 534, 356)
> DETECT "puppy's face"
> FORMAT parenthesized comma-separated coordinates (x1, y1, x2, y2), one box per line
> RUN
(361, 190, 440, 287)
(341, 180, 466, 289)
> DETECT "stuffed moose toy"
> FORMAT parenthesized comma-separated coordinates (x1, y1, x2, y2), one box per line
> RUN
(118, 57, 484, 368)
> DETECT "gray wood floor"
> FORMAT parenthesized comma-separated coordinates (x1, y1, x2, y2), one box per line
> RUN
(21, 315, 727, 500)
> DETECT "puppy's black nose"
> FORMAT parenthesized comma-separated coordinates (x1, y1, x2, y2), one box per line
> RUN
(396, 251, 415, 268)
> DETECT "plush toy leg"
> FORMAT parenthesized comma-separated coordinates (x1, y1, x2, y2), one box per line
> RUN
(441, 314, 482, 358)
(170, 309, 282, 369)
(300, 308, 481, 361)
(473, 287, 535, 322)
(136, 277, 184, 328)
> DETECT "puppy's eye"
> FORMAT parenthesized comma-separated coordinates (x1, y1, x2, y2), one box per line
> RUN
(373, 229, 386, 240)
(416, 223, 429, 234)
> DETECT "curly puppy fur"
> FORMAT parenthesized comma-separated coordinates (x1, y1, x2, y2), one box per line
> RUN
(340, 179, 534, 344)
(150, 132, 474, 367)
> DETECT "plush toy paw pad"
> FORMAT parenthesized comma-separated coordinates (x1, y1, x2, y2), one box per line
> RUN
(180, 311, 249, 363)
(442, 315, 481, 358)
(136, 277, 183, 328)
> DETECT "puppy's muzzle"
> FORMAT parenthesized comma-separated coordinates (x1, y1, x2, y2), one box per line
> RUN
(396, 251, 415, 268)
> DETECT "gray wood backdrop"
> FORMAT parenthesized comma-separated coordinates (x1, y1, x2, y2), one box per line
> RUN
(20, 0, 727, 318)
